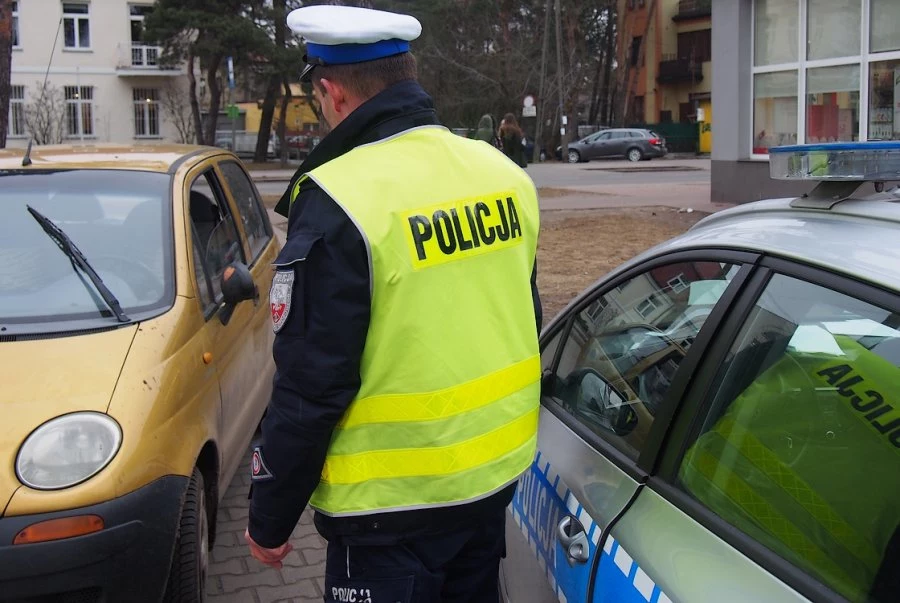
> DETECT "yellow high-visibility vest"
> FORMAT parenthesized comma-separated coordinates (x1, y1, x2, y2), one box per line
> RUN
(681, 335, 900, 602)
(292, 125, 542, 517)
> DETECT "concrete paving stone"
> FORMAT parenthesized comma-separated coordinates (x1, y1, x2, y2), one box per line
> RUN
(215, 530, 238, 547)
(230, 505, 251, 521)
(290, 522, 319, 540)
(221, 568, 283, 593)
(292, 534, 326, 550)
(208, 588, 257, 603)
(213, 542, 256, 564)
(217, 518, 253, 534)
(302, 548, 327, 566)
(280, 564, 323, 583)
(208, 576, 223, 596)
(254, 581, 319, 602)
(210, 558, 246, 577)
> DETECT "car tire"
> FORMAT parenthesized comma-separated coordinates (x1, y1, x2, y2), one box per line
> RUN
(627, 148, 643, 162)
(164, 468, 209, 603)
(567, 149, 581, 164)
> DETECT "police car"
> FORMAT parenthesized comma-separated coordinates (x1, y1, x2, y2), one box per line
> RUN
(502, 142, 900, 603)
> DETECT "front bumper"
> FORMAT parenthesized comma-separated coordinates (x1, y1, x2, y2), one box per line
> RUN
(0, 475, 188, 603)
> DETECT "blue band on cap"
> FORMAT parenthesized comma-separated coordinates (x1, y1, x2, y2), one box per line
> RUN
(306, 39, 410, 65)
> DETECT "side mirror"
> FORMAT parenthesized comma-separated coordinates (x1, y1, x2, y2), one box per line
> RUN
(574, 369, 638, 436)
(219, 262, 258, 325)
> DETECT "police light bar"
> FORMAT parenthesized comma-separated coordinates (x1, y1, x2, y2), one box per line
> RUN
(769, 141, 900, 182)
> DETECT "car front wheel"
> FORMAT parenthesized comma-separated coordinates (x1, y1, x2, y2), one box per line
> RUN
(627, 147, 643, 162)
(567, 149, 581, 163)
(164, 468, 209, 603)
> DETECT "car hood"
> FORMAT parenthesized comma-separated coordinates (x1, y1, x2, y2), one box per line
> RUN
(0, 325, 138, 515)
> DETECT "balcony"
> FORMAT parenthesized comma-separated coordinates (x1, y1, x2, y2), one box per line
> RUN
(657, 58, 704, 84)
(116, 44, 182, 76)
(673, 0, 711, 22)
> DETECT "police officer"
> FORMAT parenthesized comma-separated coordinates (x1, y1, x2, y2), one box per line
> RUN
(244, 5, 543, 602)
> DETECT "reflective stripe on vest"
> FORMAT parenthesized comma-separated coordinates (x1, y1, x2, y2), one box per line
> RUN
(294, 125, 541, 516)
(681, 335, 900, 602)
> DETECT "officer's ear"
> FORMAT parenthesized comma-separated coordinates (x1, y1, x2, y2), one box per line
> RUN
(318, 78, 346, 112)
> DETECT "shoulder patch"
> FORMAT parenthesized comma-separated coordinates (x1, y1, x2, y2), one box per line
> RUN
(251, 446, 275, 482)
(270, 270, 295, 333)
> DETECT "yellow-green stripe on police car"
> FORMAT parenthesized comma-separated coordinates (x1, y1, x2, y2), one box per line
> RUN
(402, 192, 524, 270)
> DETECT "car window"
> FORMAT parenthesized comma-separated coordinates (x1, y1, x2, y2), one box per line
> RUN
(596, 131, 612, 141)
(610, 131, 628, 139)
(677, 274, 900, 603)
(218, 161, 271, 262)
(189, 171, 245, 311)
(549, 261, 741, 459)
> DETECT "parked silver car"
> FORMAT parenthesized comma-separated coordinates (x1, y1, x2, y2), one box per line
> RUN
(559, 128, 667, 163)
(503, 142, 900, 603)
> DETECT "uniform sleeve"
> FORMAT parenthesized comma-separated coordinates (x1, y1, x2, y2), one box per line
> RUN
(248, 186, 371, 548)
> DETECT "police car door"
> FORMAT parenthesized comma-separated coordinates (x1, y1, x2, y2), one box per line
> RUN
(506, 256, 750, 603)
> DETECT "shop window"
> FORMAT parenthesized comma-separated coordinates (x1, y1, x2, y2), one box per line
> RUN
(753, 71, 798, 153)
(807, 0, 860, 61)
(806, 65, 859, 143)
(754, 0, 798, 66)
(871, 0, 900, 53)
(869, 60, 900, 140)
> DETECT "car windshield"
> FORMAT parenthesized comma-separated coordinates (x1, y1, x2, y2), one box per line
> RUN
(0, 170, 173, 328)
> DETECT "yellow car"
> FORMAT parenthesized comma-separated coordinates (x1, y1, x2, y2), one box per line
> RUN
(0, 144, 279, 601)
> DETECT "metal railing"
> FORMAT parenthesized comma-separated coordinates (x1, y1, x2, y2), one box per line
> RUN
(675, 0, 712, 20)
(131, 44, 161, 68)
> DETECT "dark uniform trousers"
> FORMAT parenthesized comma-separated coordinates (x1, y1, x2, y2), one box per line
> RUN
(318, 506, 507, 603)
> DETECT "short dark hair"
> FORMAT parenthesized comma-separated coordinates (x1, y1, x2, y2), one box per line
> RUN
(311, 52, 418, 100)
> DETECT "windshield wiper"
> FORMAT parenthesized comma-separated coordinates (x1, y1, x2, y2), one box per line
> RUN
(27, 205, 130, 323)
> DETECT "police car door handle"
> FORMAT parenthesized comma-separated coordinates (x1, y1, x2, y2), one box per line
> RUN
(557, 515, 590, 566)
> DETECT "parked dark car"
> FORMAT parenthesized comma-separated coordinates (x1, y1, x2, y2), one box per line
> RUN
(557, 128, 667, 163)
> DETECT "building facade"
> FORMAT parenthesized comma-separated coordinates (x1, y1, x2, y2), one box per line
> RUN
(713, 0, 900, 204)
(7, 0, 189, 148)
(617, 0, 713, 152)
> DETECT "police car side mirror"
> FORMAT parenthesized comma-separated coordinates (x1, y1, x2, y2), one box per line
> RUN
(219, 262, 258, 325)
(575, 369, 639, 437)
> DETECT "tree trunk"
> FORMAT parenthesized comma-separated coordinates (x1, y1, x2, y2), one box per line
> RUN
(0, 0, 14, 148)
(254, 75, 279, 162)
(277, 77, 291, 168)
(599, 3, 617, 126)
(203, 55, 224, 145)
(186, 52, 203, 145)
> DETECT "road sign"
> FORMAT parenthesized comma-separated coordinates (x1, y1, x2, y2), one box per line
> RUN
(227, 56, 236, 90)
(227, 104, 240, 120)
(522, 106, 537, 117)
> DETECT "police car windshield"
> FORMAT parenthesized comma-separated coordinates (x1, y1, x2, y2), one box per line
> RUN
(0, 170, 173, 328)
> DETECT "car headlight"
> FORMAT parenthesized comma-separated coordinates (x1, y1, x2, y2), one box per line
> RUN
(16, 413, 122, 490)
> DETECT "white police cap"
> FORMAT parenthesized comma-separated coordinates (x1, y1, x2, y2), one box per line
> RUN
(287, 6, 422, 80)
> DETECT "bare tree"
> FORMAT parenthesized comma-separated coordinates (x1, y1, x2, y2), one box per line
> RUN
(0, 0, 13, 148)
(24, 82, 66, 145)
(161, 80, 197, 143)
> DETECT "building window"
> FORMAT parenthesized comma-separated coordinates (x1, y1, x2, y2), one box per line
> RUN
(636, 296, 659, 319)
(807, 64, 859, 143)
(871, 0, 900, 52)
(129, 5, 158, 67)
(869, 59, 900, 140)
(64, 85, 93, 137)
(133, 88, 160, 137)
(11, 2, 19, 48)
(631, 36, 642, 67)
(63, 3, 90, 49)
(754, 0, 799, 66)
(807, 0, 860, 60)
(753, 71, 799, 153)
(677, 29, 712, 63)
(9, 85, 25, 137)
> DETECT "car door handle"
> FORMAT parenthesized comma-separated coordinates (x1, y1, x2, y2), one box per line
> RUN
(557, 515, 590, 566)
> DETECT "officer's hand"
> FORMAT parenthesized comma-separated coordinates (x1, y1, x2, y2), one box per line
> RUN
(244, 528, 293, 569)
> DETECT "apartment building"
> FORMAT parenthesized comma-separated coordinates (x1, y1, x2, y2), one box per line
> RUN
(7, 0, 189, 148)
(617, 0, 713, 152)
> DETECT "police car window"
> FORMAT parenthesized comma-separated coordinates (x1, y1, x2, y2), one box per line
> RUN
(551, 261, 740, 459)
(218, 161, 270, 262)
(677, 274, 900, 603)
(189, 171, 244, 308)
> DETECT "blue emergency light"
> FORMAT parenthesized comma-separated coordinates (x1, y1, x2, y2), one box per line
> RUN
(769, 141, 900, 182)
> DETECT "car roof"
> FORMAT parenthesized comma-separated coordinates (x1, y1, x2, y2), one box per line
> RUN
(647, 194, 900, 292)
(0, 143, 227, 174)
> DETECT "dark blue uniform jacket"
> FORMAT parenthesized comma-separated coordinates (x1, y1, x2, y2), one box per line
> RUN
(248, 80, 542, 549)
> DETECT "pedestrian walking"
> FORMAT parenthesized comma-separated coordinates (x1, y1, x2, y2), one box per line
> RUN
(498, 112, 528, 168)
(244, 5, 543, 602)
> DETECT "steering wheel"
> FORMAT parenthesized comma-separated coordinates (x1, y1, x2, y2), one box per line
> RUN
(89, 255, 163, 300)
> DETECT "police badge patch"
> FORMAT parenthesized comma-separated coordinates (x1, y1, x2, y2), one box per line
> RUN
(250, 446, 274, 481)
(270, 270, 294, 333)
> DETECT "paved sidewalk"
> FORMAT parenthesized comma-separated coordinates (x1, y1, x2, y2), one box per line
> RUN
(207, 449, 327, 603)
